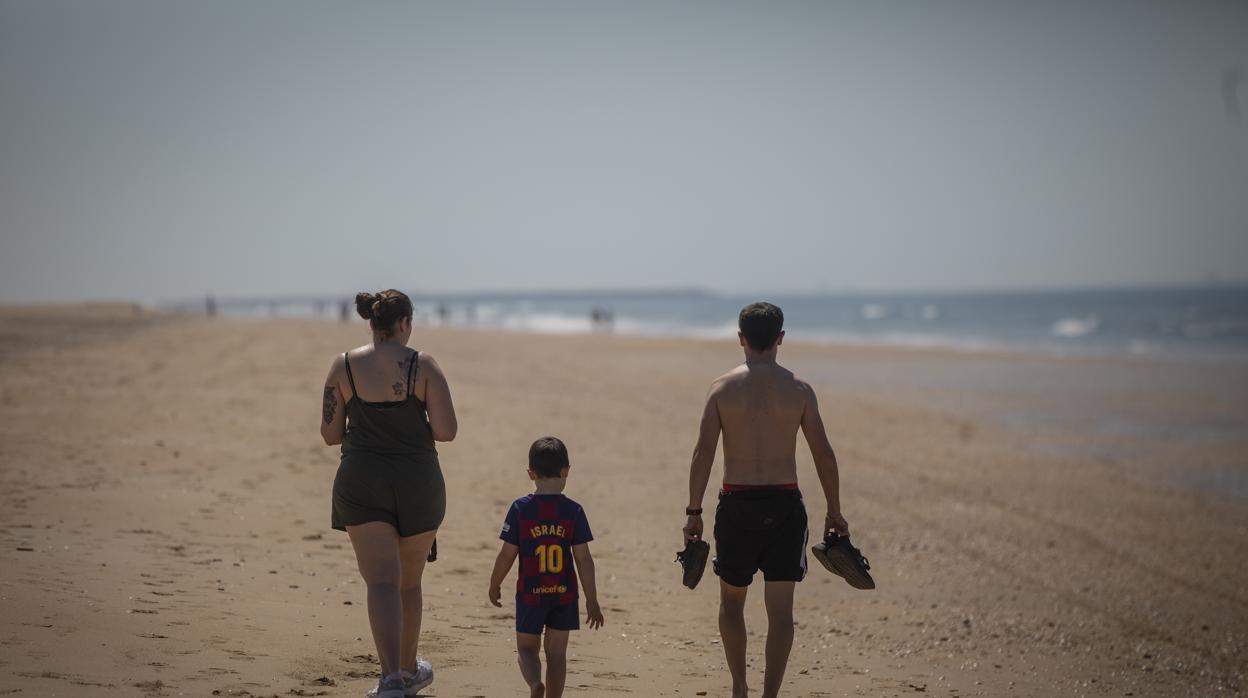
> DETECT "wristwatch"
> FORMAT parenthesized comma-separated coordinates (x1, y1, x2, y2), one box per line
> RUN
(685, 507, 703, 516)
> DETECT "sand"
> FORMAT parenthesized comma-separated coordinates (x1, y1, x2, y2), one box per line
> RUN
(1, 307, 1246, 697)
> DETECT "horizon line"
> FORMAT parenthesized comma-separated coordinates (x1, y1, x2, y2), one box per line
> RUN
(144, 279, 1248, 309)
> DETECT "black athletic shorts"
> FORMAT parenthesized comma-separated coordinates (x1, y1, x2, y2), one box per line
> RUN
(713, 488, 808, 587)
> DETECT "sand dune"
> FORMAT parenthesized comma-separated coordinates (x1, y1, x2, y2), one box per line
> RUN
(1, 308, 1245, 696)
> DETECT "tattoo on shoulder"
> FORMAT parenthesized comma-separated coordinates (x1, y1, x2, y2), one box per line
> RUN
(323, 386, 337, 424)
(393, 356, 414, 397)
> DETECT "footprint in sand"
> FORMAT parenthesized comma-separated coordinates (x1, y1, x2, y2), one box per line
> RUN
(592, 671, 639, 680)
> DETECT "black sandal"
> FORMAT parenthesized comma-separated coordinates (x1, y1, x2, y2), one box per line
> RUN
(676, 539, 710, 589)
(811, 534, 875, 589)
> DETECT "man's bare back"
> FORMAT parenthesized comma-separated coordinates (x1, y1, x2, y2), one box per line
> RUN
(711, 361, 813, 486)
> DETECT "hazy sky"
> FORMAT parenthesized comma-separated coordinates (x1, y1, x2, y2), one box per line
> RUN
(2, 1, 1246, 303)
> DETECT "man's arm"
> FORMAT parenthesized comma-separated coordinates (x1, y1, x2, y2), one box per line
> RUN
(487, 543, 519, 607)
(799, 383, 850, 537)
(571, 544, 604, 629)
(684, 385, 721, 542)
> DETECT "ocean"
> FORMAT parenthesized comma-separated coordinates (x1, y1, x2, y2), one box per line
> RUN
(410, 286, 1248, 361)
(210, 285, 1248, 361)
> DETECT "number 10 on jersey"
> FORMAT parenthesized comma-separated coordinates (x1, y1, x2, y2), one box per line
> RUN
(535, 544, 564, 573)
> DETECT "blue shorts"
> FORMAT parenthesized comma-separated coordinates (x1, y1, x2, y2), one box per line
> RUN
(516, 601, 580, 635)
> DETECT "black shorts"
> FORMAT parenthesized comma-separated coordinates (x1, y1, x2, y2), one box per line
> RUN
(331, 453, 446, 537)
(713, 489, 808, 587)
(516, 601, 580, 635)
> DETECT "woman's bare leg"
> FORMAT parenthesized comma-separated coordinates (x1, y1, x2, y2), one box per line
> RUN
(397, 530, 437, 671)
(346, 522, 402, 676)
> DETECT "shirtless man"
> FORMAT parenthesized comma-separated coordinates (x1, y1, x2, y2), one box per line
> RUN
(682, 302, 850, 698)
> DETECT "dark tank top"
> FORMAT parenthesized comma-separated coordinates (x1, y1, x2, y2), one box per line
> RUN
(341, 350, 438, 459)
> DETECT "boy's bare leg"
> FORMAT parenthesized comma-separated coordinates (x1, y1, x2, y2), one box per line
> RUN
(762, 581, 796, 698)
(397, 530, 436, 672)
(719, 581, 750, 698)
(543, 628, 570, 698)
(517, 632, 545, 698)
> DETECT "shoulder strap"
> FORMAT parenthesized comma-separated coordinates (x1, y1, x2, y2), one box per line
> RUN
(343, 352, 359, 399)
(406, 350, 419, 396)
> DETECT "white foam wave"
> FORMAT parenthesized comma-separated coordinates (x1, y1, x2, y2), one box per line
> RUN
(473, 303, 503, 321)
(1051, 315, 1100, 338)
(860, 303, 888, 320)
(686, 321, 741, 340)
(500, 312, 595, 335)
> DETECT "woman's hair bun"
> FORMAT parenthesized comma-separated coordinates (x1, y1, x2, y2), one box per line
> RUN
(354, 292, 376, 320)
(353, 289, 414, 337)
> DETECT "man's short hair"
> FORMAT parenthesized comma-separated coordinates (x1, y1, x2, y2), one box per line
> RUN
(528, 436, 570, 478)
(739, 302, 785, 351)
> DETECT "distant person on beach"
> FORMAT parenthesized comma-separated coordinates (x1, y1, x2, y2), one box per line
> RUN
(683, 302, 850, 698)
(320, 289, 458, 698)
(589, 306, 614, 333)
(488, 437, 604, 698)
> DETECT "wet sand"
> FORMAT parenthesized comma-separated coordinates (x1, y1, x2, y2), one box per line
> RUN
(1, 307, 1246, 697)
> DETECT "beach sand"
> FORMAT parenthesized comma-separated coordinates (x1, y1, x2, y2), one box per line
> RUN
(1, 307, 1246, 697)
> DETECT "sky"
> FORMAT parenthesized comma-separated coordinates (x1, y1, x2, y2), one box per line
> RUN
(1, 1, 1246, 304)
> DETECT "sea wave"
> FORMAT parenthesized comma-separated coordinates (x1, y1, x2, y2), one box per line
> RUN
(500, 312, 595, 335)
(1051, 315, 1100, 338)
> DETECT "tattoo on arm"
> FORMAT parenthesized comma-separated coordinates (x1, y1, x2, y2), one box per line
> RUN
(323, 386, 337, 424)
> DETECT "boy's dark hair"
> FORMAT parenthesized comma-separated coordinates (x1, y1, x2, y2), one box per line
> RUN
(528, 436, 570, 478)
(738, 302, 784, 351)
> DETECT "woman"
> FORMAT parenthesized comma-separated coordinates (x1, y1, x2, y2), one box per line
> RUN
(320, 289, 457, 698)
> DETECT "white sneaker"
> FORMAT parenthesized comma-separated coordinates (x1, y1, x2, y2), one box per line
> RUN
(401, 658, 434, 696)
(366, 672, 406, 698)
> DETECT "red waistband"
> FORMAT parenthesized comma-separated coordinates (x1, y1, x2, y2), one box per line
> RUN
(721, 482, 799, 492)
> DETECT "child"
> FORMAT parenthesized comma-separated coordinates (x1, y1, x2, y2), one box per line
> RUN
(489, 436, 605, 698)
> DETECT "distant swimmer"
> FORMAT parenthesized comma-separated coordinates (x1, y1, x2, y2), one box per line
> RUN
(589, 306, 614, 333)
(683, 302, 855, 698)
(1224, 66, 1245, 120)
(320, 289, 458, 697)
